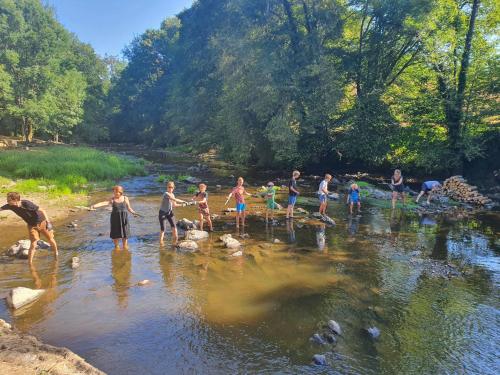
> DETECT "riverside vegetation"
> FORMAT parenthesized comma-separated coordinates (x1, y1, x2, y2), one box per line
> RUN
(0, 0, 498, 182)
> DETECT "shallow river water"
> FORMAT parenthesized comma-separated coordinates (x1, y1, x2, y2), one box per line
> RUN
(0, 155, 499, 375)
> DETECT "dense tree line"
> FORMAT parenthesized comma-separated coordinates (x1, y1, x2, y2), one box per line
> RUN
(0, 0, 109, 143)
(0, 0, 498, 177)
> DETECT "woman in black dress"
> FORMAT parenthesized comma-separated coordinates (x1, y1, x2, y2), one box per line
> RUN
(92, 185, 137, 250)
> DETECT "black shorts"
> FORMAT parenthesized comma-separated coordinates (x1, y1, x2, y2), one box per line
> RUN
(159, 210, 175, 231)
(393, 184, 404, 193)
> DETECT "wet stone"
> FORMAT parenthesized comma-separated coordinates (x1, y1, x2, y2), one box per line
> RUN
(328, 320, 342, 335)
(365, 327, 381, 339)
(312, 354, 327, 366)
(310, 333, 326, 345)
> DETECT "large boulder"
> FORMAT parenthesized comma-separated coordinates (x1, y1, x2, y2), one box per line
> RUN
(185, 229, 209, 241)
(176, 240, 199, 252)
(183, 176, 202, 184)
(327, 320, 342, 335)
(7, 287, 45, 309)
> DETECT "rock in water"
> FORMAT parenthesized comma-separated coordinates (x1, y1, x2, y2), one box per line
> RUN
(183, 176, 202, 184)
(328, 320, 342, 335)
(185, 230, 209, 241)
(272, 238, 281, 244)
(230, 250, 243, 257)
(312, 354, 327, 366)
(71, 257, 80, 269)
(137, 279, 150, 286)
(312, 212, 323, 219)
(322, 215, 336, 226)
(323, 333, 337, 345)
(176, 240, 199, 252)
(220, 234, 241, 249)
(310, 333, 326, 345)
(177, 218, 196, 230)
(37, 240, 51, 249)
(365, 327, 380, 339)
(7, 287, 45, 309)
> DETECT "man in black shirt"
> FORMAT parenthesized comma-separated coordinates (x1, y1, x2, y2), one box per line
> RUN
(1, 192, 58, 264)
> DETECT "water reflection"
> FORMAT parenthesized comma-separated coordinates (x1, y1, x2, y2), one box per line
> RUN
(111, 249, 131, 309)
(316, 224, 326, 251)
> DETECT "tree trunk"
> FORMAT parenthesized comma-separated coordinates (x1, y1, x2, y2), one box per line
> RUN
(448, 0, 480, 174)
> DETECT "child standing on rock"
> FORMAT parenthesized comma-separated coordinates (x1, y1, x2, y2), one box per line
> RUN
(318, 174, 332, 217)
(1, 192, 58, 264)
(347, 183, 361, 215)
(286, 170, 300, 219)
(225, 177, 252, 228)
(390, 169, 405, 209)
(158, 181, 188, 245)
(91, 185, 138, 250)
(193, 183, 213, 231)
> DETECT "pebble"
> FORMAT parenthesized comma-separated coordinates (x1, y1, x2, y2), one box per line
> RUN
(312, 354, 327, 366)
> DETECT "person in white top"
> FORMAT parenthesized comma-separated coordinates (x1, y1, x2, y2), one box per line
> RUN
(318, 174, 332, 216)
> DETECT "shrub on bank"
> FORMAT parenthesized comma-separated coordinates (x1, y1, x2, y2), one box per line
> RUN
(0, 146, 145, 196)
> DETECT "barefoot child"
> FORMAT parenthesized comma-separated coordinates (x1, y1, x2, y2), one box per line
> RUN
(391, 169, 405, 209)
(265, 182, 276, 222)
(286, 170, 300, 219)
(1, 192, 58, 264)
(347, 183, 361, 214)
(158, 181, 188, 244)
(91, 186, 138, 250)
(193, 183, 213, 231)
(318, 174, 332, 217)
(225, 177, 252, 228)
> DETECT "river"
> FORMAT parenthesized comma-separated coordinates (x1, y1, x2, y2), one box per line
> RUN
(0, 151, 499, 374)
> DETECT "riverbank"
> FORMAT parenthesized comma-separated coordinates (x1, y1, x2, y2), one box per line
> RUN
(0, 144, 146, 228)
(0, 319, 105, 374)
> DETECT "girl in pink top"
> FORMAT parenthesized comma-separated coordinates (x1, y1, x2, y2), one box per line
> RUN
(225, 177, 252, 228)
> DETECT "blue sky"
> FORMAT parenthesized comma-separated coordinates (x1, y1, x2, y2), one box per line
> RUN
(44, 0, 193, 57)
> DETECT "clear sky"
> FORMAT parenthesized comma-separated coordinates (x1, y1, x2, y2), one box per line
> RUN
(44, 0, 193, 57)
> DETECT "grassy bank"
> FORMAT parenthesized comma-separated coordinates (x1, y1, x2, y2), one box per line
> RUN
(0, 146, 145, 196)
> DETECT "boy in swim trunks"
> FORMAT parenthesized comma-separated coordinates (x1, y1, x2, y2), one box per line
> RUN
(286, 170, 300, 219)
(347, 183, 361, 214)
(225, 177, 252, 228)
(415, 180, 442, 205)
(1, 192, 58, 264)
(265, 182, 276, 223)
(318, 174, 332, 217)
(193, 183, 213, 231)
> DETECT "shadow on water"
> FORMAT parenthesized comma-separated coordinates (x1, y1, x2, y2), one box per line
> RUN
(0, 159, 499, 374)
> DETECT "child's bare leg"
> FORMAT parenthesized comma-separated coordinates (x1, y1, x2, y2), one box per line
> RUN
(235, 212, 240, 228)
(271, 208, 274, 220)
(42, 229, 58, 259)
(172, 226, 178, 243)
(160, 231, 165, 244)
(122, 238, 128, 249)
(199, 213, 204, 231)
(113, 239, 120, 250)
(265, 209, 269, 222)
(349, 203, 353, 215)
(358, 202, 361, 213)
(242, 211, 246, 227)
(392, 192, 397, 209)
(28, 240, 37, 265)
(206, 216, 213, 231)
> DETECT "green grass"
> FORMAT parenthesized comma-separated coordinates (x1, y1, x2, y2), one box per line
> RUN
(156, 174, 192, 183)
(187, 185, 198, 194)
(0, 146, 145, 196)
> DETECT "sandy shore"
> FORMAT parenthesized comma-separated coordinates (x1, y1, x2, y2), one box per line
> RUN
(0, 319, 105, 375)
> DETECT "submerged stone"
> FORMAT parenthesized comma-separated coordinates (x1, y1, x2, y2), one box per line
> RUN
(176, 240, 199, 252)
(185, 229, 209, 241)
(310, 333, 326, 345)
(365, 326, 381, 339)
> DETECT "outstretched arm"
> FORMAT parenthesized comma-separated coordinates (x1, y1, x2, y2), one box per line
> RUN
(165, 192, 187, 205)
(224, 192, 233, 206)
(91, 200, 111, 209)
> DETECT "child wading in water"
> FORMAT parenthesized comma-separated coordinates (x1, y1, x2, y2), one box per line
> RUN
(265, 182, 276, 223)
(1, 192, 58, 264)
(391, 169, 405, 209)
(347, 183, 361, 214)
(225, 177, 252, 228)
(193, 183, 213, 231)
(286, 170, 300, 219)
(158, 181, 188, 244)
(91, 185, 138, 250)
(318, 174, 332, 217)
